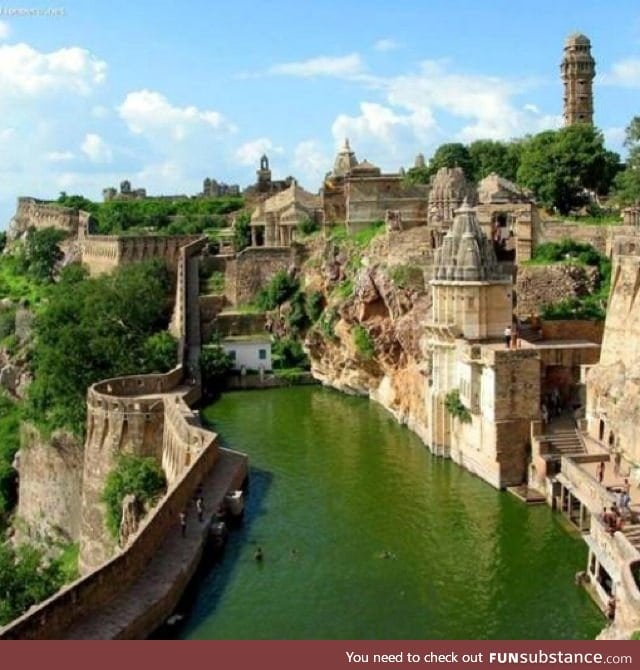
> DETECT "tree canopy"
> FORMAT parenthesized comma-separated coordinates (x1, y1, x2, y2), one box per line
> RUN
(25, 260, 175, 435)
(613, 116, 640, 206)
(517, 125, 620, 214)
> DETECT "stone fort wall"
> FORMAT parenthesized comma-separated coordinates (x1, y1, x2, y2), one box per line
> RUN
(0, 234, 221, 638)
(10, 197, 90, 238)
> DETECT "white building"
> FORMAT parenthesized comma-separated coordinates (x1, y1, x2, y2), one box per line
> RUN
(221, 336, 272, 373)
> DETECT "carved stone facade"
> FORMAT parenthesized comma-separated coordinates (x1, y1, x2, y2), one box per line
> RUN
(561, 32, 595, 126)
(427, 167, 475, 234)
(426, 201, 537, 487)
(321, 140, 429, 232)
(250, 180, 321, 248)
(202, 178, 240, 197)
(103, 180, 147, 201)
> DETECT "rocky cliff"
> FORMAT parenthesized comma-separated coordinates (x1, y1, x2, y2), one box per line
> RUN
(303, 227, 432, 441)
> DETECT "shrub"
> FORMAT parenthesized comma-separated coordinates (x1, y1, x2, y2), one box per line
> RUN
(353, 325, 375, 360)
(200, 344, 234, 391)
(305, 291, 324, 323)
(319, 307, 338, 340)
(102, 455, 167, 539)
(256, 271, 300, 311)
(444, 389, 472, 423)
(298, 217, 319, 235)
(142, 331, 177, 373)
(272, 337, 309, 370)
(0, 309, 15, 339)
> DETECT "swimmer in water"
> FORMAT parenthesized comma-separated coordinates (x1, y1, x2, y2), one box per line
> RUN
(254, 546, 264, 562)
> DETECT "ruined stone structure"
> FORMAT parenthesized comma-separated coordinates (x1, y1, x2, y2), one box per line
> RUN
(321, 140, 429, 232)
(243, 154, 293, 197)
(102, 180, 148, 201)
(202, 178, 240, 197)
(561, 32, 595, 126)
(8, 197, 91, 240)
(249, 180, 321, 247)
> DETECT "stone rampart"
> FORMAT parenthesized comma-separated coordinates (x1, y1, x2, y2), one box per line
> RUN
(10, 197, 83, 239)
(0, 426, 218, 640)
(80, 234, 203, 276)
(534, 220, 637, 257)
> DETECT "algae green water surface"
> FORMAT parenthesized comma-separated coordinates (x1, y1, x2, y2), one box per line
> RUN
(180, 386, 603, 639)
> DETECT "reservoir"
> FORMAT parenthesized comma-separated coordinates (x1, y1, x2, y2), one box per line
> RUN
(177, 386, 603, 639)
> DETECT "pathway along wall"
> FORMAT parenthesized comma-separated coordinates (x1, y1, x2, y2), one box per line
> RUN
(0, 234, 223, 638)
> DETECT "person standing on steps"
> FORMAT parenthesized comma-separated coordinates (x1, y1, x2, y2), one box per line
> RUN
(196, 496, 204, 523)
(504, 325, 511, 349)
(180, 510, 187, 537)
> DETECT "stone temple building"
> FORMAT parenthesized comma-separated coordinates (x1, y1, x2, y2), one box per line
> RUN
(321, 139, 429, 232)
(425, 200, 540, 487)
(561, 32, 595, 126)
(249, 180, 321, 247)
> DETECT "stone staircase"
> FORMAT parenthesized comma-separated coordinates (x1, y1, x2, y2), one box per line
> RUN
(545, 429, 586, 457)
(518, 323, 543, 342)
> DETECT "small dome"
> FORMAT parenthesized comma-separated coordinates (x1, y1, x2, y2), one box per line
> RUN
(565, 32, 590, 46)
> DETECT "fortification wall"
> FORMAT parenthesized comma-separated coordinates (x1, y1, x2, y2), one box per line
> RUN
(228, 247, 293, 305)
(0, 427, 219, 640)
(80, 234, 202, 276)
(534, 220, 637, 257)
(9, 198, 82, 239)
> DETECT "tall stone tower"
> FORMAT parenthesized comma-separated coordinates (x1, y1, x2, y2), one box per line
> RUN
(561, 33, 595, 126)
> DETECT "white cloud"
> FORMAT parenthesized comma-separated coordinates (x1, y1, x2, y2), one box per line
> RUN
(81, 133, 112, 163)
(293, 140, 330, 185)
(0, 21, 9, 40)
(118, 89, 233, 140)
(373, 38, 400, 53)
(269, 53, 363, 78)
(45, 150, 75, 162)
(604, 126, 626, 150)
(602, 58, 640, 88)
(0, 127, 15, 142)
(235, 137, 283, 166)
(0, 43, 106, 97)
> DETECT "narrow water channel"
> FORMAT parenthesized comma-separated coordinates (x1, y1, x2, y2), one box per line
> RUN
(177, 386, 603, 639)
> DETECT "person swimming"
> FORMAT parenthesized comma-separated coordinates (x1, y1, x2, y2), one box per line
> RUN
(254, 546, 264, 562)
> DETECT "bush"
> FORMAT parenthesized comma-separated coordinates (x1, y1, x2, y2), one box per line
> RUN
(200, 344, 234, 390)
(102, 455, 167, 539)
(0, 394, 21, 521)
(444, 389, 471, 423)
(319, 307, 338, 340)
(0, 542, 69, 625)
(305, 291, 324, 323)
(256, 271, 300, 311)
(353, 325, 375, 360)
(298, 217, 319, 235)
(272, 337, 309, 370)
(141, 331, 177, 373)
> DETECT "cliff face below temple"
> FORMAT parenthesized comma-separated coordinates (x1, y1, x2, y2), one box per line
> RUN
(303, 227, 433, 442)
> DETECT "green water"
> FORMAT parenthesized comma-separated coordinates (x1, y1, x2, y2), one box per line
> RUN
(179, 386, 603, 640)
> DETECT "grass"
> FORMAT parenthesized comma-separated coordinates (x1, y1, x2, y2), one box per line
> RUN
(203, 271, 225, 294)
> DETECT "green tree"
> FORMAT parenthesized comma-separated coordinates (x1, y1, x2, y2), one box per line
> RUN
(199, 344, 234, 394)
(469, 139, 522, 182)
(142, 331, 178, 373)
(20, 227, 67, 283)
(517, 126, 620, 214)
(26, 259, 172, 434)
(428, 143, 475, 181)
(613, 116, 640, 205)
(233, 211, 251, 252)
(102, 454, 167, 539)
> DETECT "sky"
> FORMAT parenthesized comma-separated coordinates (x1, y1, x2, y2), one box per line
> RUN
(0, 0, 639, 227)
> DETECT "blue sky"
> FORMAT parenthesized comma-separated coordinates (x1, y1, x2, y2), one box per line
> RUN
(1, 0, 639, 227)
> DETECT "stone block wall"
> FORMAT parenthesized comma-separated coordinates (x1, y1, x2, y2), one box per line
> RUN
(10, 198, 82, 239)
(228, 247, 293, 305)
(541, 319, 604, 344)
